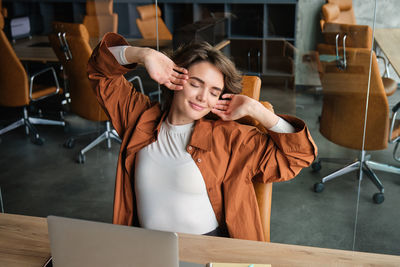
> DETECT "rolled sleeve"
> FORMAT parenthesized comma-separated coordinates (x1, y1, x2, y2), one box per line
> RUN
(251, 115, 318, 183)
(87, 33, 150, 137)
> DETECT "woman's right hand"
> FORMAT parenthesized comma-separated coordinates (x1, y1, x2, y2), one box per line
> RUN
(143, 49, 188, 90)
(126, 47, 188, 90)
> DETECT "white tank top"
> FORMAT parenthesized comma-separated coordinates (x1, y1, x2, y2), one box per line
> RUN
(134, 119, 219, 234)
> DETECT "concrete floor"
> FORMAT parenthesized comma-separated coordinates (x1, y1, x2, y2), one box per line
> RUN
(0, 86, 399, 257)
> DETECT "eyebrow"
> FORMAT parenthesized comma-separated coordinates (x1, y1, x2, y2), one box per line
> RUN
(189, 76, 223, 91)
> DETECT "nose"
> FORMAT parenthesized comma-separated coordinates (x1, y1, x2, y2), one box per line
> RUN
(196, 88, 207, 102)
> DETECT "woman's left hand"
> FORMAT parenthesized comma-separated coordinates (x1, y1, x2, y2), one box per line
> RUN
(211, 94, 255, 121)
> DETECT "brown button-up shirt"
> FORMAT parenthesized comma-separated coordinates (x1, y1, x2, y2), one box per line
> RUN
(87, 33, 317, 242)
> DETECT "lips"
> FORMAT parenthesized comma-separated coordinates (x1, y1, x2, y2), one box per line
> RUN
(189, 101, 206, 111)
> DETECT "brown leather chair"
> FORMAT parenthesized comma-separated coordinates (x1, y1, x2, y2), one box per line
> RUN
(320, 0, 356, 30)
(136, 4, 172, 40)
(83, 0, 118, 39)
(49, 22, 120, 163)
(0, 12, 65, 145)
(0, 0, 7, 19)
(314, 31, 400, 204)
(320, 0, 397, 96)
(241, 75, 273, 242)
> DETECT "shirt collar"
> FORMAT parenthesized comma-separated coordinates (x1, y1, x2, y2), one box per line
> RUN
(156, 112, 212, 151)
(189, 118, 212, 151)
(155, 111, 168, 136)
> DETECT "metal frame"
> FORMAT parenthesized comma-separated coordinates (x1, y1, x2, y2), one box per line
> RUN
(29, 67, 60, 101)
(55, 31, 121, 163)
(77, 121, 121, 161)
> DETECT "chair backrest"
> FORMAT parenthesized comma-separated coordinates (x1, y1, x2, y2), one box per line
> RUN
(0, 0, 7, 18)
(0, 12, 29, 107)
(317, 44, 389, 151)
(83, 0, 118, 39)
(241, 75, 273, 242)
(136, 4, 172, 40)
(49, 22, 108, 122)
(320, 0, 356, 30)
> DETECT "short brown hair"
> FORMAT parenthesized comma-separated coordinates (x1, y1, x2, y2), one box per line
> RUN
(162, 41, 242, 110)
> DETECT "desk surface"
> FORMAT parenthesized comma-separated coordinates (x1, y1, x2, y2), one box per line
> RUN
(374, 28, 400, 76)
(1, 213, 400, 267)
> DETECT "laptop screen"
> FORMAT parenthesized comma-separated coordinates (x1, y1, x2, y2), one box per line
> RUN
(47, 216, 180, 267)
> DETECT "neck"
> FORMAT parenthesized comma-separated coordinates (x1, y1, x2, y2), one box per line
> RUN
(167, 108, 195, 125)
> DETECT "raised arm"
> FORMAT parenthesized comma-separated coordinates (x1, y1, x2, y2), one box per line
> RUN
(213, 93, 317, 182)
(212, 93, 292, 132)
(87, 33, 188, 138)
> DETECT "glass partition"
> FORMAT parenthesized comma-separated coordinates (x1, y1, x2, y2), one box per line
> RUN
(0, 0, 399, 257)
(352, 0, 400, 255)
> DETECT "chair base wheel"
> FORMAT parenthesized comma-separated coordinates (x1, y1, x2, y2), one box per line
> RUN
(64, 138, 75, 149)
(373, 192, 384, 204)
(32, 136, 45, 145)
(76, 153, 86, 164)
(312, 161, 321, 172)
(63, 121, 71, 133)
(314, 182, 324, 193)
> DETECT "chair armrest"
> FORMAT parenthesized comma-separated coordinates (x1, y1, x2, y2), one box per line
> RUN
(127, 75, 144, 94)
(284, 41, 296, 59)
(377, 55, 390, 78)
(393, 102, 400, 113)
(389, 101, 400, 143)
(29, 67, 60, 101)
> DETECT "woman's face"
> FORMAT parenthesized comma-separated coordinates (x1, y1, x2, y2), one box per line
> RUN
(169, 61, 224, 125)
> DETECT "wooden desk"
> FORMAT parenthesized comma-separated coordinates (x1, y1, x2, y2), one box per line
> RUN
(12, 36, 58, 63)
(1, 213, 400, 267)
(12, 36, 172, 63)
(13, 36, 229, 63)
(374, 28, 400, 76)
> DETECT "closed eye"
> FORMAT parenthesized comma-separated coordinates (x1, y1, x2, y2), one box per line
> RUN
(190, 82, 200, 88)
(210, 91, 219, 97)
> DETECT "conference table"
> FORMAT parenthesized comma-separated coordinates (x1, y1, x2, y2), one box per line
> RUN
(1, 213, 400, 267)
(374, 28, 400, 76)
(12, 36, 173, 63)
(12, 35, 230, 63)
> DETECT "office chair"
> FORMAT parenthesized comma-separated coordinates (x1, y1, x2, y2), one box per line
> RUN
(320, 0, 397, 95)
(320, 0, 356, 30)
(0, 12, 65, 145)
(314, 32, 400, 204)
(0, 0, 7, 19)
(49, 22, 122, 163)
(136, 4, 172, 40)
(240, 75, 273, 242)
(83, 0, 118, 39)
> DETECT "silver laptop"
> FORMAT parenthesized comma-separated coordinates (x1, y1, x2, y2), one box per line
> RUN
(47, 216, 203, 267)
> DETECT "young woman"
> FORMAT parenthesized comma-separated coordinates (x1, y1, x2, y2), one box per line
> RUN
(88, 33, 317, 241)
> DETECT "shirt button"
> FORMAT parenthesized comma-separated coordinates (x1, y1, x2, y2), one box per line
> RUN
(197, 158, 201, 163)
(188, 146, 192, 150)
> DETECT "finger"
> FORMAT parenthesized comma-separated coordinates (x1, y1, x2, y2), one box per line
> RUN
(221, 93, 234, 99)
(214, 103, 229, 110)
(216, 100, 231, 106)
(170, 76, 187, 85)
(173, 65, 188, 74)
(164, 81, 184, 90)
(171, 72, 189, 80)
(212, 108, 231, 121)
